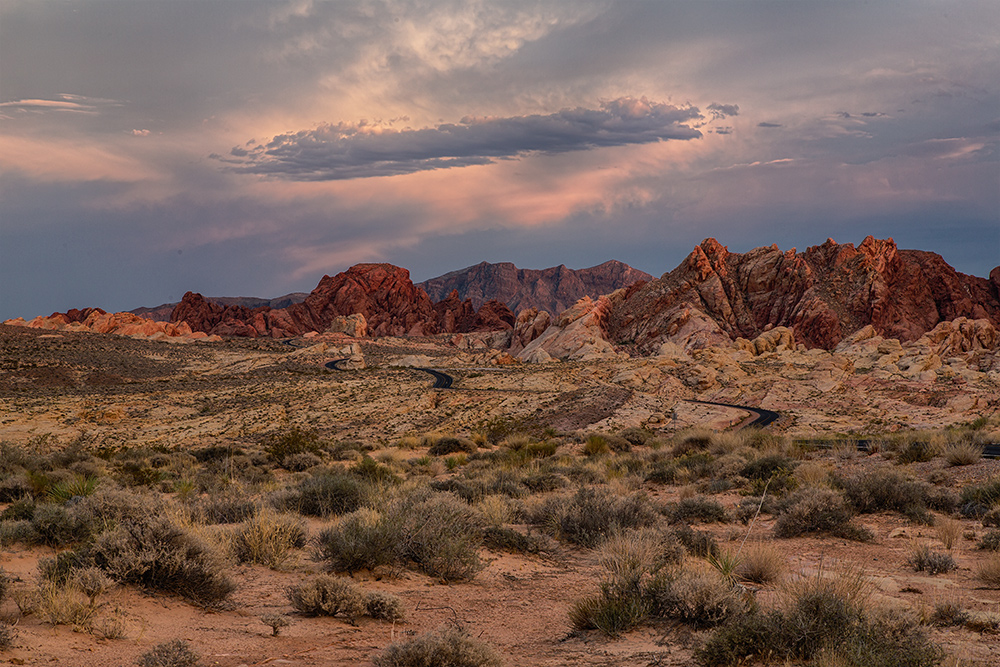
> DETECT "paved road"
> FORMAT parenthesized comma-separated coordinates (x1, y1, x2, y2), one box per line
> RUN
(324, 358, 349, 370)
(415, 368, 453, 389)
(684, 399, 780, 429)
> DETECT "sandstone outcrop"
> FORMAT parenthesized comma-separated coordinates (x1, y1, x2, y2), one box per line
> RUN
(417, 260, 652, 314)
(4, 310, 219, 342)
(517, 295, 623, 362)
(326, 314, 368, 338)
(606, 237, 1000, 352)
(172, 264, 517, 339)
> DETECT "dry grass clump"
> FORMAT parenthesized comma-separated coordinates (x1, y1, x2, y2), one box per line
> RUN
(372, 626, 503, 667)
(934, 516, 963, 550)
(959, 476, 1000, 518)
(943, 441, 983, 467)
(364, 590, 406, 621)
(978, 529, 1000, 551)
(734, 542, 786, 585)
(975, 553, 1000, 588)
(136, 639, 199, 667)
(230, 509, 307, 568)
(427, 436, 477, 456)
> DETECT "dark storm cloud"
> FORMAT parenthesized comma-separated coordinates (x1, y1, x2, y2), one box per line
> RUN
(757, 122, 782, 128)
(223, 97, 703, 180)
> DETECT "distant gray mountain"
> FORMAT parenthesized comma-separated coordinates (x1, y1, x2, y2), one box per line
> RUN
(131, 293, 309, 321)
(416, 260, 653, 315)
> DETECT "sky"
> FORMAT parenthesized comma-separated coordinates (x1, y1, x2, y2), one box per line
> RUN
(1, 0, 998, 320)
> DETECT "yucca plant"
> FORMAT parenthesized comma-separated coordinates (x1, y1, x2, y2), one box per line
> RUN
(47, 475, 100, 504)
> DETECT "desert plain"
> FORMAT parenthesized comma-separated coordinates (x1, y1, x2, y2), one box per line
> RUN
(0, 314, 998, 666)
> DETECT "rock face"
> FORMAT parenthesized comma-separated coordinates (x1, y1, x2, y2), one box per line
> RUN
(172, 263, 515, 338)
(606, 237, 1000, 352)
(417, 260, 652, 315)
(517, 295, 623, 362)
(132, 293, 309, 322)
(4, 309, 218, 342)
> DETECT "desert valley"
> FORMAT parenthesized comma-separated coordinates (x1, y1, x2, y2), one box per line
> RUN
(1, 237, 999, 667)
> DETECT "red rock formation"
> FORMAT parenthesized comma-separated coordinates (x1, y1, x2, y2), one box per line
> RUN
(607, 237, 1000, 351)
(417, 260, 653, 314)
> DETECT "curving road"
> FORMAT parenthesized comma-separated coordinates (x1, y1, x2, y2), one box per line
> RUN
(684, 399, 780, 429)
(324, 358, 349, 371)
(415, 368, 453, 389)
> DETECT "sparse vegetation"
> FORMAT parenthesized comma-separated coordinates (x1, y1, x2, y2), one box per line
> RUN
(287, 574, 366, 620)
(137, 639, 200, 667)
(373, 626, 503, 667)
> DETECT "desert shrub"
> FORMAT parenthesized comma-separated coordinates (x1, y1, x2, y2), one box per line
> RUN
(73, 486, 163, 531)
(0, 519, 38, 546)
(979, 529, 1000, 551)
(278, 471, 367, 517)
(315, 508, 401, 574)
(260, 612, 290, 636)
(899, 439, 943, 464)
(137, 639, 200, 667)
(734, 495, 780, 524)
(398, 493, 485, 582)
(583, 434, 611, 456)
(672, 524, 719, 558)
(521, 470, 569, 493)
(265, 427, 322, 465)
(981, 507, 1000, 528)
(774, 487, 871, 541)
(427, 436, 477, 456)
(316, 493, 485, 582)
(0, 621, 15, 650)
(38, 550, 88, 585)
(646, 567, 745, 628)
(735, 542, 786, 585)
(90, 515, 235, 606)
(373, 626, 503, 667)
(283, 452, 322, 472)
(930, 600, 969, 627)
(482, 525, 545, 554)
(430, 470, 528, 502)
(350, 456, 400, 485)
(665, 495, 728, 524)
(533, 487, 658, 547)
(740, 455, 798, 496)
(696, 570, 942, 667)
(908, 544, 956, 575)
(570, 581, 649, 636)
(960, 476, 1000, 518)
(193, 493, 258, 524)
(29, 503, 90, 547)
(943, 441, 982, 466)
(287, 574, 365, 619)
(231, 510, 307, 568)
(47, 474, 100, 504)
(36, 579, 99, 626)
(976, 553, 1000, 588)
(834, 468, 934, 524)
(365, 591, 405, 621)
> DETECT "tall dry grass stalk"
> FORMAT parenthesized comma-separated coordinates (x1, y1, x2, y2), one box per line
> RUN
(976, 553, 1000, 588)
(935, 517, 963, 550)
(943, 442, 983, 467)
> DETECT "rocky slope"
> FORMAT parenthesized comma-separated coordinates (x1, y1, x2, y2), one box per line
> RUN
(171, 263, 515, 338)
(604, 236, 1000, 353)
(416, 260, 652, 314)
(132, 293, 308, 321)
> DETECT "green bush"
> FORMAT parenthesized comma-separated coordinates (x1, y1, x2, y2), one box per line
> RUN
(373, 627, 503, 667)
(287, 574, 366, 619)
(90, 515, 235, 606)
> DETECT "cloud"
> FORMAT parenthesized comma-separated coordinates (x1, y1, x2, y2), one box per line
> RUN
(707, 103, 739, 119)
(131, 129, 150, 137)
(221, 97, 703, 180)
(757, 121, 782, 128)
